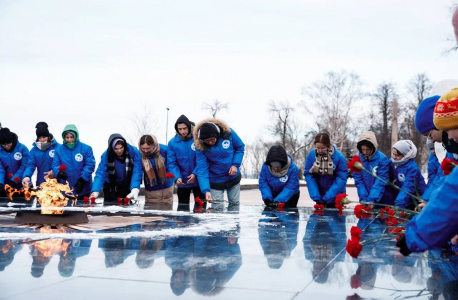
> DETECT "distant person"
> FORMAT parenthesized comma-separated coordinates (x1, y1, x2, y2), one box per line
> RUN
(52, 124, 95, 199)
(139, 134, 174, 207)
(304, 133, 347, 208)
(259, 145, 300, 208)
(91, 134, 143, 203)
(194, 119, 245, 208)
(353, 131, 393, 206)
(22, 122, 59, 188)
(390, 140, 426, 209)
(167, 115, 204, 206)
(0, 127, 30, 195)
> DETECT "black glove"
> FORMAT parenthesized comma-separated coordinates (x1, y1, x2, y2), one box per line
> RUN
(74, 178, 86, 194)
(263, 199, 272, 206)
(270, 201, 279, 207)
(57, 170, 68, 181)
(5, 180, 18, 189)
(396, 236, 412, 257)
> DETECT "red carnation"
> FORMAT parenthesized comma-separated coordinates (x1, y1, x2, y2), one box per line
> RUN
(124, 197, 130, 203)
(278, 203, 285, 209)
(90, 197, 96, 203)
(350, 274, 362, 289)
(384, 206, 390, 211)
(346, 294, 362, 300)
(8, 173, 12, 178)
(388, 209, 395, 216)
(348, 156, 363, 173)
(350, 226, 363, 240)
(117, 197, 122, 203)
(441, 158, 458, 175)
(13, 177, 20, 182)
(346, 239, 363, 258)
(386, 216, 399, 226)
(83, 196, 89, 202)
(165, 172, 175, 179)
(400, 211, 406, 218)
(314, 210, 324, 215)
(314, 204, 324, 211)
(335, 193, 349, 210)
(195, 197, 203, 206)
(354, 205, 371, 219)
(58, 164, 67, 172)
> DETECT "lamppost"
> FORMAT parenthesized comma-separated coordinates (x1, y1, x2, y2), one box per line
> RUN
(166, 108, 170, 144)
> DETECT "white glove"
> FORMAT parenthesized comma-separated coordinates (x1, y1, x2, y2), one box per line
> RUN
(22, 177, 31, 188)
(126, 188, 139, 200)
(90, 192, 99, 199)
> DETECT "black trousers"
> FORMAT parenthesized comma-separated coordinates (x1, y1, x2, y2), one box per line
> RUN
(177, 186, 205, 205)
(272, 191, 300, 208)
(102, 183, 130, 201)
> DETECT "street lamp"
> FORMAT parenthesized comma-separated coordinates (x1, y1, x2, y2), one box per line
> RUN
(166, 108, 170, 143)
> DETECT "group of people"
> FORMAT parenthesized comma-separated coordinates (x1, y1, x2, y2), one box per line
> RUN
(0, 116, 245, 209)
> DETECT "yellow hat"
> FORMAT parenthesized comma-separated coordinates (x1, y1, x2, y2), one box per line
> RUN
(433, 88, 458, 130)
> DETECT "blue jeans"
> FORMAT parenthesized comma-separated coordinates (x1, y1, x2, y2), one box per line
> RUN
(210, 183, 240, 210)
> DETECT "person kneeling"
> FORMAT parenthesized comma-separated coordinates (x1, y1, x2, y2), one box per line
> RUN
(259, 145, 300, 209)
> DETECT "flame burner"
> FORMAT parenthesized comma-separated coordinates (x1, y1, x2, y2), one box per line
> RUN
(14, 211, 89, 225)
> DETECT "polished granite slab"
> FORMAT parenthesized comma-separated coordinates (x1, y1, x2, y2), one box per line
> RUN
(0, 200, 456, 300)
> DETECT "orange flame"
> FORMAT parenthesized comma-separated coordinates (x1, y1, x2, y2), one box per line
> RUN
(6, 179, 76, 215)
(31, 228, 71, 258)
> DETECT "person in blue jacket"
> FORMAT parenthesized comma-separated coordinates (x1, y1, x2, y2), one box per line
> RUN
(259, 145, 300, 208)
(353, 131, 393, 206)
(426, 138, 440, 189)
(139, 134, 174, 207)
(90, 134, 143, 203)
(167, 115, 204, 206)
(52, 124, 95, 200)
(22, 122, 59, 188)
(304, 132, 347, 208)
(398, 87, 458, 256)
(0, 127, 30, 195)
(194, 119, 245, 207)
(390, 140, 426, 209)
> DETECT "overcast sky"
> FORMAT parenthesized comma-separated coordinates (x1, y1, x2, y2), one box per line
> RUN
(0, 0, 456, 164)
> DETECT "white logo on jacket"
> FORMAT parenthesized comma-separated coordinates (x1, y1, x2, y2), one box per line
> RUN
(49, 150, 55, 158)
(191, 143, 196, 151)
(222, 140, 230, 149)
(398, 173, 405, 183)
(372, 166, 378, 176)
(75, 153, 83, 162)
(279, 175, 288, 183)
(13, 152, 22, 160)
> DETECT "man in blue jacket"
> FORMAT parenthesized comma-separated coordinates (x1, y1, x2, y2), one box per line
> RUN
(91, 134, 143, 203)
(22, 122, 59, 188)
(167, 115, 204, 206)
(194, 119, 245, 208)
(0, 127, 30, 196)
(52, 124, 95, 200)
(353, 131, 393, 206)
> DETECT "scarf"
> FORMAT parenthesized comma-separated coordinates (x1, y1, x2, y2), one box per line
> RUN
(139, 135, 166, 186)
(107, 144, 133, 187)
(309, 146, 334, 176)
(268, 156, 291, 178)
(36, 141, 52, 152)
(391, 140, 417, 168)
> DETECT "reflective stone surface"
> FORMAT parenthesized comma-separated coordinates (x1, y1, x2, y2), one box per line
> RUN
(0, 199, 456, 300)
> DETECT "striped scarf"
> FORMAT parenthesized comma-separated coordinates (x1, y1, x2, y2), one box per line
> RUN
(107, 147, 133, 186)
(139, 135, 166, 186)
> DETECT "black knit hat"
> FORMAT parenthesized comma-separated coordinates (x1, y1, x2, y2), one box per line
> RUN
(0, 128, 13, 144)
(36, 122, 50, 138)
(357, 140, 375, 153)
(175, 115, 192, 133)
(198, 123, 220, 140)
(265, 145, 288, 168)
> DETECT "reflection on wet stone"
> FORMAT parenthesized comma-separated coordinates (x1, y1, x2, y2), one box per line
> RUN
(0, 204, 456, 299)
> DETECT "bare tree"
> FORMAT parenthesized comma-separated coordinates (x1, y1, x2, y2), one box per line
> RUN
(247, 138, 272, 179)
(372, 82, 398, 157)
(202, 99, 229, 118)
(404, 73, 433, 165)
(127, 102, 161, 144)
(302, 70, 365, 152)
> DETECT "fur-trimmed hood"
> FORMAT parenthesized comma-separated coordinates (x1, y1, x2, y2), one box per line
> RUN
(193, 118, 231, 151)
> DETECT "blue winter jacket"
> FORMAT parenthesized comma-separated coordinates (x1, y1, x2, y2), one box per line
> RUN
(405, 166, 458, 252)
(167, 135, 199, 188)
(144, 144, 174, 191)
(392, 159, 426, 208)
(304, 146, 348, 204)
(195, 129, 245, 194)
(422, 152, 454, 202)
(23, 140, 59, 186)
(52, 142, 96, 195)
(259, 156, 299, 203)
(426, 152, 440, 189)
(0, 141, 30, 185)
(92, 144, 143, 193)
(353, 150, 394, 205)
